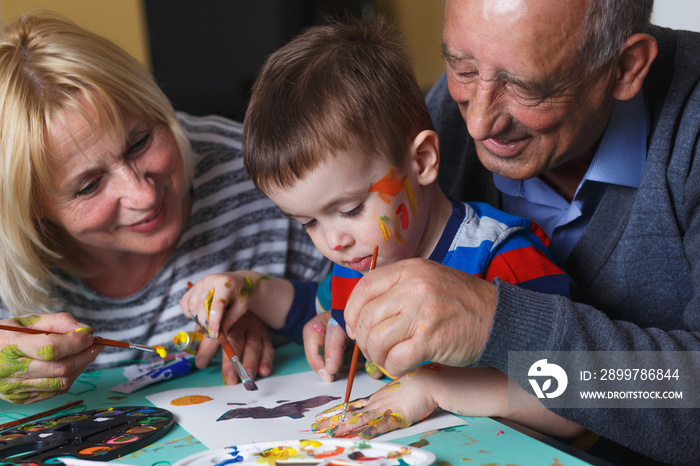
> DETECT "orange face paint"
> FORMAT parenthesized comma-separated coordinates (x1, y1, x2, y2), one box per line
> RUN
(369, 169, 405, 203)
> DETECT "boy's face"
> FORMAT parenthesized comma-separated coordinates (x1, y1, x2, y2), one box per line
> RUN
(267, 149, 431, 273)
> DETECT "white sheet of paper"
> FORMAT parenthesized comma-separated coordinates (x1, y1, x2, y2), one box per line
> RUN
(60, 460, 138, 466)
(146, 370, 466, 449)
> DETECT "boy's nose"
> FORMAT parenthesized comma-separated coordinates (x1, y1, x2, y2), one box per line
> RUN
(325, 227, 352, 251)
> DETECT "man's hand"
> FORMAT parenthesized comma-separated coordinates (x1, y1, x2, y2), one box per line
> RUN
(344, 258, 497, 376)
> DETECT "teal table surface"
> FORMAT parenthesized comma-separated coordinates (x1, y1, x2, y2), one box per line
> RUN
(0, 343, 602, 466)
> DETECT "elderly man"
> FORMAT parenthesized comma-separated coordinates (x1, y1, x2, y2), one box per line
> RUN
(343, 1, 700, 464)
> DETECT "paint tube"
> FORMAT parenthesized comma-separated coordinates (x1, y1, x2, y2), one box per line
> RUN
(172, 330, 203, 355)
(111, 355, 193, 394)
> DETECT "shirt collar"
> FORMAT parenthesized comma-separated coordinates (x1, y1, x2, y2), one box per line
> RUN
(494, 92, 647, 196)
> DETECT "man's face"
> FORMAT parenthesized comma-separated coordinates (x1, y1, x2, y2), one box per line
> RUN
(443, 0, 616, 181)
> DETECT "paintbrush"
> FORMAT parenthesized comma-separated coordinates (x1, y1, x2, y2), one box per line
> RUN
(0, 399, 83, 431)
(192, 284, 258, 391)
(340, 245, 378, 422)
(0, 324, 167, 357)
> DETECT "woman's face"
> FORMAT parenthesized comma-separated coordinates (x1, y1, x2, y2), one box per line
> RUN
(40, 102, 189, 269)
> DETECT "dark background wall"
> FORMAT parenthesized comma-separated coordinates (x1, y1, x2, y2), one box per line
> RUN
(144, 0, 372, 122)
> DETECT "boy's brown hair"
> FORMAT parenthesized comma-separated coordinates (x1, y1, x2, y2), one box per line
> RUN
(243, 15, 434, 193)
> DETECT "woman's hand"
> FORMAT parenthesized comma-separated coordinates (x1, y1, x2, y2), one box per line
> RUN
(311, 364, 442, 439)
(0, 313, 99, 404)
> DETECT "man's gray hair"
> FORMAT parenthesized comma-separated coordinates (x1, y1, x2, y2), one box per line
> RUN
(579, 0, 654, 73)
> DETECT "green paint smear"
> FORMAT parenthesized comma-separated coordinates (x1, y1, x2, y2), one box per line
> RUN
(0, 345, 29, 378)
(0, 345, 64, 401)
(72, 326, 94, 335)
(13, 315, 41, 326)
(240, 276, 255, 298)
(37, 344, 55, 361)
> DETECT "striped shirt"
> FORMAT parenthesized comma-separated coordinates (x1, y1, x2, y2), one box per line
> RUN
(0, 114, 331, 369)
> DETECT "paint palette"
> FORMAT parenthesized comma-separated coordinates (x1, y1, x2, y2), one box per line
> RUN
(0, 406, 173, 465)
(172, 439, 436, 466)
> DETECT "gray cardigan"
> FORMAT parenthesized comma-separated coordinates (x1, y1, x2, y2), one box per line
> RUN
(427, 25, 700, 465)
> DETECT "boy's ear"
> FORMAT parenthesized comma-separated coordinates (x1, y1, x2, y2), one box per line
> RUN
(410, 130, 440, 186)
(612, 33, 657, 101)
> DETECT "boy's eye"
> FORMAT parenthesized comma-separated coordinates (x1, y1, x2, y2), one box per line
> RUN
(340, 203, 364, 218)
(301, 219, 318, 231)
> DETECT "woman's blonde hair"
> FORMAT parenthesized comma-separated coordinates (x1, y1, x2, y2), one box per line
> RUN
(0, 12, 194, 315)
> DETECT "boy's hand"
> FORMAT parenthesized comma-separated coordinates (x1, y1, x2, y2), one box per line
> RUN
(191, 312, 274, 382)
(310, 364, 441, 439)
(180, 272, 269, 339)
(180, 272, 277, 382)
(303, 313, 349, 382)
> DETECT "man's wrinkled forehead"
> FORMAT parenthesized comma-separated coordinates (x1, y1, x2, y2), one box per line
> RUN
(442, 0, 588, 76)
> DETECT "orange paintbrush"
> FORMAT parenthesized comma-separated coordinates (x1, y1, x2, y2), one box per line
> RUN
(340, 245, 378, 422)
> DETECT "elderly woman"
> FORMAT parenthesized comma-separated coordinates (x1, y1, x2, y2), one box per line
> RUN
(0, 13, 329, 404)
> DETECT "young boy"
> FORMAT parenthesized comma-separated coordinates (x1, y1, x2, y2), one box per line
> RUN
(180, 16, 583, 440)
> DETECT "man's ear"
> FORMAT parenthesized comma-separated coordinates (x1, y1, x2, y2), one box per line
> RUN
(612, 33, 658, 101)
(409, 130, 440, 186)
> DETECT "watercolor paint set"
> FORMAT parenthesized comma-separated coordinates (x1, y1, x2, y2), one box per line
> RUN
(172, 439, 436, 466)
(0, 406, 173, 466)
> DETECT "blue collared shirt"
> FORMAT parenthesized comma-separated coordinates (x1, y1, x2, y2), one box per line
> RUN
(494, 93, 647, 263)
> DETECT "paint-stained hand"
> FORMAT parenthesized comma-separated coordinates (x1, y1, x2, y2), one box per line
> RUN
(222, 311, 274, 384)
(311, 364, 441, 439)
(344, 258, 497, 377)
(0, 313, 99, 404)
(302, 313, 348, 383)
(181, 271, 291, 384)
(181, 272, 272, 340)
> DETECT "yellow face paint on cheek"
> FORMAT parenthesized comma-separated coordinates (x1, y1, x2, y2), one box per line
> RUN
(404, 178, 418, 218)
(376, 216, 391, 241)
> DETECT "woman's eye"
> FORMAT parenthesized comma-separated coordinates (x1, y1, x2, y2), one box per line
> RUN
(126, 132, 152, 157)
(76, 178, 101, 197)
(341, 203, 364, 218)
(301, 219, 318, 231)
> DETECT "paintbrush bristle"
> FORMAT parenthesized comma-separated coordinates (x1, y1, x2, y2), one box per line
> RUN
(243, 379, 259, 391)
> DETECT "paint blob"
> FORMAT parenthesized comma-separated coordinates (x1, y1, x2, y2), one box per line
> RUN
(171, 395, 214, 406)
